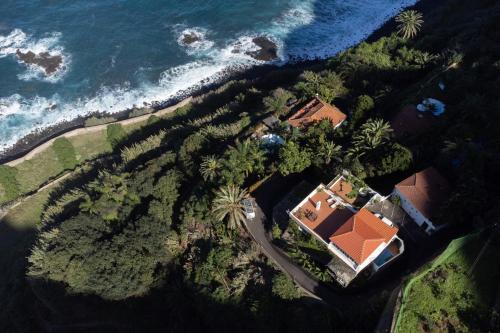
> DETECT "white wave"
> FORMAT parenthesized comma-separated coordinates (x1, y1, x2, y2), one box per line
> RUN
(265, 0, 418, 59)
(0, 0, 420, 153)
(270, 1, 315, 38)
(175, 26, 215, 55)
(0, 29, 70, 82)
(0, 59, 231, 152)
(218, 35, 264, 63)
(0, 29, 27, 56)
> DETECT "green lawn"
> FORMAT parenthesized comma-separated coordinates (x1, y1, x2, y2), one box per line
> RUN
(68, 129, 112, 161)
(0, 107, 187, 205)
(395, 232, 500, 333)
(15, 147, 64, 195)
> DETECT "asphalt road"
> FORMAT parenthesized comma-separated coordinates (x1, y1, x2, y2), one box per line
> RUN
(244, 202, 370, 306)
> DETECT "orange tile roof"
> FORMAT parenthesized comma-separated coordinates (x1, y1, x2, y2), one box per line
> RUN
(287, 97, 346, 128)
(395, 167, 450, 220)
(294, 189, 354, 242)
(329, 208, 398, 264)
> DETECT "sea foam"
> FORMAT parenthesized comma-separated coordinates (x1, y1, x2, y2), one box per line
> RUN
(0, 29, 70, 83)
(0, 0, 418, 154)
(175, 26, 215, 55)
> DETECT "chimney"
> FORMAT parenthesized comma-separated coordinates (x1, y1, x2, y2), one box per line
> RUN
(315, 201, 321, 211)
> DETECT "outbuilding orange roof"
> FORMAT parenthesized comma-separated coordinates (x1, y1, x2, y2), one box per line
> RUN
(395, 167, 450, 221)
(287, 97, 346, 128)
(329, 208, 398, 264)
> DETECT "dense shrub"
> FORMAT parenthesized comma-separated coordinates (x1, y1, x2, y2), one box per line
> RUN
(28, 159, 182, 300)
(52, 138, 77, 170)
(263, 88, 295, 116)
(350, 95, 375, 128)
(272, 273, 299, 300)
(365, 143, 413, 177)
(0, 165, 20, 202)
(278, 141, 311, 176)
(147, 115, 160, 125)
(106, 123, 127, 148)
(294, 70, 347, 103)
(178, 132, 207, 177)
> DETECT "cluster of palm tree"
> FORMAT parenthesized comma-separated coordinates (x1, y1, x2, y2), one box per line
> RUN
(316, 141, 342, 166)
(396, 10, 424, 39)
(200, 139, 267, 184)
(348, 118, 393, 159)
(226, 139, 267, 178)
(201, 121, 243, 140)
(186, 106, 232, 128)
(263, 88, 294, 116)
(120, 130, 167, 163)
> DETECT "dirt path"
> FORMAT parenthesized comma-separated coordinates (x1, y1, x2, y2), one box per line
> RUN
(0, 171, 73, 221)
(5, 97, 192, 167)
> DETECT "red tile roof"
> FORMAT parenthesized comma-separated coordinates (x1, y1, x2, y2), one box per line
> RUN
(295, 189, 355, 242)
(329, 208, 398, 264)
(395, 167, 451, 220)
(391, 105, 439, 138)
(287, 97, 346, 128)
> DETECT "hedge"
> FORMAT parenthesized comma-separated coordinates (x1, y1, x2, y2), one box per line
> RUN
(52, 138, 77, 170)
(107, 123, 127, 148)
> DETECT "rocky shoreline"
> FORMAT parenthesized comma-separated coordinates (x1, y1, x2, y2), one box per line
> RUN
(0, 0, 437, 164)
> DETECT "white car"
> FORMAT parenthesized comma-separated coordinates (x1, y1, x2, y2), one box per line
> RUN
(242, 198, 256, 220)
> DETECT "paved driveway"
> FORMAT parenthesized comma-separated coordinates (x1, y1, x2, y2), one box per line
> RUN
(244, 201, 378, 306)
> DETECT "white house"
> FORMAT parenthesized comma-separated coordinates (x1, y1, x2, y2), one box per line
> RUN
(288, 175, 404, 285)
(393, 167, 451, 234)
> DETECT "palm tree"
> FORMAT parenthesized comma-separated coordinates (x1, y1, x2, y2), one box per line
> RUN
(200, 155, 221, 181)
(227, 139, 264, 177)
(352, 118, 393, 151)
(348, 119, 392, 160)
(396, 10, 423, 39)
(318, 141, 342, 165)
(212, 185, 248, 230)
(263, 88, 293, 116)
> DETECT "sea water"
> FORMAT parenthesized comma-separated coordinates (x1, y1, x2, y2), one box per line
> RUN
(0, 0, 416, 152)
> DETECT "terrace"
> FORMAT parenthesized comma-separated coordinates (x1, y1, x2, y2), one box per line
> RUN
(288, 174, 405, 286)
(327, 175, 378, 209)
(291, 185, 355, 243)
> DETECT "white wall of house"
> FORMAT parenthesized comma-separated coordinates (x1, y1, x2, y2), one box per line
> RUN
(289, 181, 400, 274)
(393, 188, 437, 234)
(333, 119, 345, 129)
(371, 236, 405, 272)
(327, 237, 393, 274)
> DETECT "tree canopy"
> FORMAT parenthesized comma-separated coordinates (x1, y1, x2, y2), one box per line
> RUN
(28, 158, 181, 300)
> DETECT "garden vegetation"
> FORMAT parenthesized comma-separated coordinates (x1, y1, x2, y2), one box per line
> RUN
(2, 0, 499, 331)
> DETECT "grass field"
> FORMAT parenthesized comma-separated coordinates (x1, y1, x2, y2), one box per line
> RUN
(0, 110, 181, 205)
(69, 129, 112, 162)
(395, 232, 500, 332)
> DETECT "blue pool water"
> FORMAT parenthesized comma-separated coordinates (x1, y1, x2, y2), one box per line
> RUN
(0, 0, 416, 152)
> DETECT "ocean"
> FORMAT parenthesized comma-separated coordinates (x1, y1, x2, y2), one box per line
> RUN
(0, 0, 416, 153)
